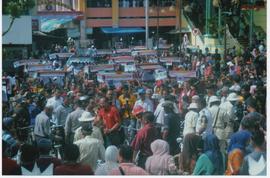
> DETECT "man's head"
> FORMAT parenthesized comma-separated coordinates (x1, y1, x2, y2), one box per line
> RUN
(37, 138, 52, 155)
(251, 130, 265, 148)
(81, 122, 93, 136)
(118, 145, 133, 163)
(106, 90, 114, 100)
(138, 88, 146, 100)
(44, 104, 53, 117)
(142, 111, 155, 125)
(64, 144, 80, 162)
(245, 97, 257, 112)
(20, 144, 39, 164)
(54, 89, 61, 99)
(99, 97, 110, 110)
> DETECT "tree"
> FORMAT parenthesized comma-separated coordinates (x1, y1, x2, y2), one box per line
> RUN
(2, 0, 35, 36)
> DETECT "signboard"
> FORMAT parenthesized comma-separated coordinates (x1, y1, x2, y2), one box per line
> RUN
(49, 53, 74, 60)
(90, 64, 115, 72)
(97, 72, 134, 82)
(124, 64, 136, 72)
(139, 65, 164, 70)
(169, 71, 196, 81)
(155, 70, 167, 81)
(38, 71, 66, 77)
(13, 59, 41, 68)
(27, 64, 53, 72)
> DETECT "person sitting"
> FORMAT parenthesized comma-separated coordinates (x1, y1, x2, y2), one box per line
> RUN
(54, 144, 94, 175)
(110, 145, 148, 175)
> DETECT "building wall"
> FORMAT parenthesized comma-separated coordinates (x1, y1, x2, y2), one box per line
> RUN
(254, 8, 266, 32)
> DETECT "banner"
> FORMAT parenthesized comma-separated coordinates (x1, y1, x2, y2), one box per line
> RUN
(97, 72, 133, 82)
(124, 64, 136, 72)
(27, 64, 53, 72)
(155, 70, 167, 80)
(90, 64, 114, 72)
(13, 59, 41, 68)
(49, 53, 74, 59)
(169, 71, 196, 81)
(38, 71, 66, 77)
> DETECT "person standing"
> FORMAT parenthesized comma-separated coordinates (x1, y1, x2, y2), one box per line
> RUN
(131, 112, 160, 169)
(34, 105, 53, 143)
(54, 97, 72, 127)
(97, 97, 122, 147)
(183, 103, 199, 137)
(208, 96, 229, 152)
(74, 124, 105, 171)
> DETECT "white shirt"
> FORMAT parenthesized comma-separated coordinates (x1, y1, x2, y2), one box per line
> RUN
(183, 110, 199, 137)
(133, 98, 154, 112)
(195, 108, 213, 138)
(75, 136, 105, 171)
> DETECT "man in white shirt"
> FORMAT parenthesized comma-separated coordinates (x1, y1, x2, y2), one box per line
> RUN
(132, 88, 153, 112)
(74, 124, 105, 171)
(46, 89, 63, 123)
(183, 103, 199, 137)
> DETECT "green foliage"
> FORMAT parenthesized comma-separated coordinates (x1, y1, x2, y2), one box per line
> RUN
(3, 0, 35, 17)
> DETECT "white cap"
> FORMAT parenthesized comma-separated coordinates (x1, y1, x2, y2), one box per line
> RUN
(78, 111, 95, 122)
(188, 103, 199, 110)
(227, 92, 239, 101)
(209, 96, 220, 103)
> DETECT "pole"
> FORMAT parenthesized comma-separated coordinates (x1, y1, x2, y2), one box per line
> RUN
(157, 0, 160, 52)
(224, 17, 227, 60)
(179, 0, 182, 53)
(218, 7, 221, 44)
(249, 0, 254, 47)
(145, 0, 149, 49)
(205, 0, 211, 35)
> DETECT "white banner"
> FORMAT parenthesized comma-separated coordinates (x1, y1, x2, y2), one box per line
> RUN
(124, 64, 136, 72)
(155, 70, 167, 80)
(27, 64, 53, 72)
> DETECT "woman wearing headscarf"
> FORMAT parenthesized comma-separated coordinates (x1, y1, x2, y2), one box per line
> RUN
(193, 134, 225, 175)
(225, 130, 252, 175)
(145, 139, 175, 175)
(95, 145, 119, 175)
(178, 133, 203, 175)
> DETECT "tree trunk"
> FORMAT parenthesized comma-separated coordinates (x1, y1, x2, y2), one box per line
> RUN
(2, 17, 15, 36)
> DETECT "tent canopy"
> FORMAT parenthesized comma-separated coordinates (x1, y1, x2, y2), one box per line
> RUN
(101, 27, 145, 34)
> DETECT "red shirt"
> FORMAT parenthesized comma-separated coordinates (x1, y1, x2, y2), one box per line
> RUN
(54, 163, 94, 175)
(131, 123, 160, 156)
(2, 157, 21, 175)
(98, 106, 120, 129)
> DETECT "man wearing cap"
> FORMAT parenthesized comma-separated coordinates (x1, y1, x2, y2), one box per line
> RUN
(74, 123, 105, 171)
(209, 96, 230, 152)
(73, 111, 104, 144)
(183, 103, 199, 137)
(34, 104, 54, 143)
(65, 100, 85, 144)
(219, 92, 239, 139)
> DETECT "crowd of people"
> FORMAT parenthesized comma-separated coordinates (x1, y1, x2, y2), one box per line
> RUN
(2, 35, 267, 175)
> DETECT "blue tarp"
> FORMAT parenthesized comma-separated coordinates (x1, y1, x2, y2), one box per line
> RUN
(40, 15, 76, 32)
(101, 27, 145, 34)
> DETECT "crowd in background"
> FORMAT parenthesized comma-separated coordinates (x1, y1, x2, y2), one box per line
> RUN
(2, 35, 267, 175)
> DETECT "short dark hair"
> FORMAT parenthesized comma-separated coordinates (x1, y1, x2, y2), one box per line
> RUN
(119, 145, 133, 162)
(251, 130, 265, 147)
(142, 111, 155, 123)
(21, 144, 39, 163)
(64, 144, 80, 161)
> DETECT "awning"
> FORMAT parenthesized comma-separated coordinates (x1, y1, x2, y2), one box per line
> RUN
(101, 27, 145, 34)
(67, 57, 95, 65)
(40, 15, 78, 32)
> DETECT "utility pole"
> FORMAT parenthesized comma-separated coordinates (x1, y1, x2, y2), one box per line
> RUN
(249, 0, 254, 47)
(179, 0, 182, 53)
(145, 0, 149, 49)
(157, 0, 160, 53)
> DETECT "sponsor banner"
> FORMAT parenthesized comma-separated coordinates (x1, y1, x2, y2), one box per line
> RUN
(90, 64, 114, 72)
(97, 72, 133, 82)
(155, 70, 167, 81)
(49, 53, 74, 59)
(169, 71, 196, 79)
(27, 64, 53, 72)
(13, 59, 41, 68)
(139, 65, 164, 70)
(38, 71, 66, 77)
(124, 64, 136, 72)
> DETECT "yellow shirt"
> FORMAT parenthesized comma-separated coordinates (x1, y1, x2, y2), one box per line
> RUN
(118, 94, 137, 119)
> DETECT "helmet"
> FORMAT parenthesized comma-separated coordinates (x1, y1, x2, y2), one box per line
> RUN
(132, 105, 145, 116)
